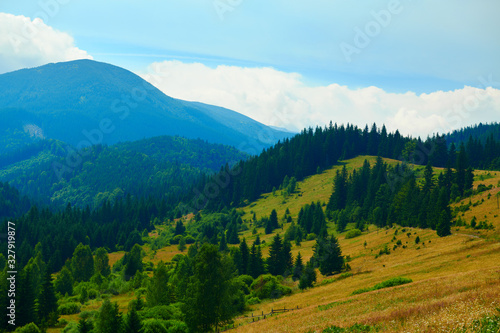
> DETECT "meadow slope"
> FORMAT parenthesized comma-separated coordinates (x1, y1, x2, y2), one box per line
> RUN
(51, 156, 500, 333)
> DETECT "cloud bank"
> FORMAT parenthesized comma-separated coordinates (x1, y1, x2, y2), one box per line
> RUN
(0, 13, 92, 74)
(141, 61, 500, 138)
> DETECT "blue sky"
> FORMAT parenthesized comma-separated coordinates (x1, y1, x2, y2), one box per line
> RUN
(1, 0, 500, 136)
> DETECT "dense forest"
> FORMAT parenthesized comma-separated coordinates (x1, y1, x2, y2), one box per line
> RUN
(185, 122, 500, 213)
(0, 136, 247, 209)
(0, 182, 32, 220)
(446, 122, 500, 146)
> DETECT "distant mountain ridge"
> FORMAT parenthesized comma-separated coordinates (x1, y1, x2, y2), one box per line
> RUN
(0, 59, 291, 154)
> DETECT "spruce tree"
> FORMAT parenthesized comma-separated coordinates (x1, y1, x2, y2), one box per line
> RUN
(95, 298, 123, 333)
(124, 244, 143, 280)
(239, 239, 249, 276)
(226, 221, 240, 244)
(422, 162, 434, 193)
(174, 220, 185, 235)
(54, 266, 73, 296)
(94, 247, 111, 277)
(270, 209, 279, 230)
(248, 244, 265, 278)
(282, 241, 293, 277)
(146, 261, 172, 307)
(37, 267, 59, 326)
(183, 244, 237, 332)
(456, 143, 468, 195)
(71, 243, 94, 282)
(292, 252, 304, 281)
(78, 318, 93, 333)
(299, 260, 316, 290)
(265, 219, 273, 234)
(218, 232, 228, 252)
(178, 236, 187, 252)
(17, 265, 37, 326)
(313, 234, 344, 276)
(437, 211, 451, 237)
(267, 234, 284, 276)
(124, 306, 142, 333)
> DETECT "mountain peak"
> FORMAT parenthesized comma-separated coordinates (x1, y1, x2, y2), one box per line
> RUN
(0, 60, 291, 153)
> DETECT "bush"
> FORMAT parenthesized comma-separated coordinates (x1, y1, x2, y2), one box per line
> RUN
(61, 321, 79, 333)
(345, 229, 362, 239)
(171, 254, 184, 262)
(88, 288, 99, 299)
(250, 274, 292, 300)
(58, 302, 81, 315)
(245, 296, 261, 305)
(351, 277, 412, 295)
(14, 323, 41, 333)
(142, 319, 168, 333)
(184, 235, 195, 244)
(373, 277, 412, 289)
(306, 233, 317, 241)
(141, 304, 184, 321)
(171, 235, 183, 245)
(164, 320, 189, 333)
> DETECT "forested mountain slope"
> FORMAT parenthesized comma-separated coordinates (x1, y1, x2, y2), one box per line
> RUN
(0, 59, 291, 154)
(0, 136, 248, 209)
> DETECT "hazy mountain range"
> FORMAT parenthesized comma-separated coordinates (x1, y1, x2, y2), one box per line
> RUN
(0, 59, 292, 155)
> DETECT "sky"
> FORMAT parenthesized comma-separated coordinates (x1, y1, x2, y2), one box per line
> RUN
(1, 0, 500, 137)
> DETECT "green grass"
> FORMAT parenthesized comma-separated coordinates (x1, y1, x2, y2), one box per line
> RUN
(322, 323, 376, 332)
(318, 299, 354, 311)
(350, 277, 413, 296)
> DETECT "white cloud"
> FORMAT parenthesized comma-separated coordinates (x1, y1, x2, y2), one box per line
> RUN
(141, 61, 500, 138)
(0, 13, 92, 74)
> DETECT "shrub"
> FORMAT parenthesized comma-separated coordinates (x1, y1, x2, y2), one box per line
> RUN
(245, 296, 261, 305)
(184, 235, 195, 244)
(58, 302, 81, 315)
(250, 274, 292, 300)
(141, 304, 184, 321)
(88, 288, 99, 299)
(345, 229, 362, 239)
(142, 319, 168, 333)
(306, 233, 317, 241)
(351, 277, 412, 295)
(164, 320, 188, 333)
(14, 323, 41, 333)
(61, 321, 78, 333)
(373, 277, 412, 289)
(237, 275, 254, 287)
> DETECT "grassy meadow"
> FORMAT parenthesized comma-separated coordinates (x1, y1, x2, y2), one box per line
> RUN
(50, 156, 500, 333)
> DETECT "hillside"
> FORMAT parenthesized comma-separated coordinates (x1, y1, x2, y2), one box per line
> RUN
(50, 156, 500, 332)
(229, 158, 500, 332)
(0, 136, 248, 209)
(0, 59, 291, 154)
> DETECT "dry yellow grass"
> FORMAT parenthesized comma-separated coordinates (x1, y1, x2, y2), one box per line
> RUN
(52, 157, 500, 333)
(229, 159, 500, 332)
